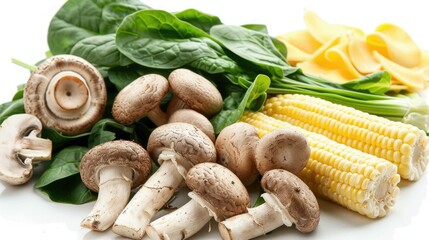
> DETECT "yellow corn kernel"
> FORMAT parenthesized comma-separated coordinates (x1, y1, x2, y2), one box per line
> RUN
(263, 94, 429, 181)
(241, 111, 400, 218)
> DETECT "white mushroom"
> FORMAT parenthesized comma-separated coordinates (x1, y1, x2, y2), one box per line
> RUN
(112, 74, 169, 126)
(0, 114, 52, 185)
(166, 68, 223, 117)
(112, 122, 216, 239)
(79, 140, 151, 231)
(146, 162, 250, 240)
(168, 109, 216, 143)
(24, 55, 107, 135)
(218, 169, 320, 239)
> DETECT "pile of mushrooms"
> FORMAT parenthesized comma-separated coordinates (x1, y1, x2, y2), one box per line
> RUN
(1, 57, 321, 239)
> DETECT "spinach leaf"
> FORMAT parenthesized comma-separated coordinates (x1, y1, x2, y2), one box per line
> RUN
(88, 118, 134, 148)
(48, 0, 149, 67)
(211, 74, 270, 133)
(241, 24, 288, 58)
(175, 8, 222, 33)
(210, 25, 290, 77)
(42, 128, 90, 152)
(0, 99, 25, 124)
(341, 71, 391, 95)
(116, 10, 239, 73)
(35, 146, 95, 204)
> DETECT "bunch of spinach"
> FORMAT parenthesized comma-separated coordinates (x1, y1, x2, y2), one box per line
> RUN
(2, 0, 428, 204)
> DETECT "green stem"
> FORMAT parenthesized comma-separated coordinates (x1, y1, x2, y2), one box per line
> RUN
(11, 58, 37, 72)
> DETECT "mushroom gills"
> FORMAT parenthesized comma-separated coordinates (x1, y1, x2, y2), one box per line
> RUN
(16, 129, 52, 164)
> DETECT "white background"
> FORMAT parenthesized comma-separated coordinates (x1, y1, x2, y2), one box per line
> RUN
(1, 1, 429, 239)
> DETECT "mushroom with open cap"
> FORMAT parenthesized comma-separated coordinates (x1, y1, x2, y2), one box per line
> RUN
(112, 122, 216, 239)
(166, 68, 223, 117)
(218, 169, 320, 239)
(0, 114, 52, 185)
(215, 122, 260, 186)
(168, 109, 216, 143)
(24, 54, 107, 135)
(79, 140, 151, 231)
(146, 162, 250, 240)
(112, 74, 169, 126)
(255, 128, 311, 175)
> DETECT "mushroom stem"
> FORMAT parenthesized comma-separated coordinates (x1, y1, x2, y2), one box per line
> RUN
(166, 96, 188, 116)
(147, 106, 168, 126)
(81, 165, 133, 231)
(218, 192, 295, 240)
(146, 197, 212, 240)
(218, 202, 284, 240)
(113, 159, 183, 239)
(18, 131, 52, 161)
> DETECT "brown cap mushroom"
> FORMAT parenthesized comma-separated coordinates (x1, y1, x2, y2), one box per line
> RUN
(215, 122, 259, 186)
(0, 114, 52, 185)
(112, 74, 169, 126)
(218, 169, 320, 239)
(168, 109, 215, 142)
(79, 140, 151, 231)
(166, 68, 223, 117)
(112, 122, 216, 239)
(255, 128, 310, 175)
(24, 55, 107, 135)
(146, 162, 250, 240)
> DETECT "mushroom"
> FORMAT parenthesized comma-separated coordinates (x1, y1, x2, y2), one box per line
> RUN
(168, 109, 215, 143)
(218, 169, 320, 239)
(255, 128, 310, 175)
(24, 54, 107, 135)
(0, 114, 52, 185)
(112, 74, 169, 126)
(215, 122, 259, 186)
(112, 122, 216, 239)
(146, 162, 250, 240)
(79, 140, 151, 231)
(166, 68, 223, 117)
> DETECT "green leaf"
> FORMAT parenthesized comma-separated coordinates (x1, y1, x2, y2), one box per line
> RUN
(88, 118, 134, 148)
(0, 99, 25, 124)
(42, 128, 90, 152)
(175, 8, 222, 33)
(241, 24, 288, 58)
(211, 74, 270, 133)
(116, 10, 238, 73)
(341, 71, 391, 95)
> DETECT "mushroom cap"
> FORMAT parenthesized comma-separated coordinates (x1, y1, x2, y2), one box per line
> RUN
(215, 122, 259, 186)
(0, 114, 52, 185)
(147, 122, 216, 168)
(168, 109, 215, 143)
(80, 140, 151, 192)
(24, 55, 107, 135)
(168, 69, 223, 117)
(112, 74, 169, 125)
(255, 128, 310, 175)
(186, 162, 250, 219)
(261, 169, 320, 233)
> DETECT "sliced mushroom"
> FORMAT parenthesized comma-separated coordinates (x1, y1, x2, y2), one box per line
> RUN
(215, 122, 259, 186)
(0, 114, 52, 185)
(168, 109, 215, 143)
(166, 68, 223, 117)
(218, 169, 320, 239)
(112, 74, 169, 126)
(112, 122, 216, 239)
(255, 128, 310, 175)
(24, 55, 107, 135)
(79, 140, 151, 231)
(146, 162, 250, 240)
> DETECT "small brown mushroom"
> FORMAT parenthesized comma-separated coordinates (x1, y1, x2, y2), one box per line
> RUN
(215, 122, 259, 186)
(24, 55, 107, 135)
(112, 74, 169, 126)
(255, 128, 310, 175)
(79, 140, 151, 231)
(0, 114, 52, 185)
(166, 68, 223, 117)
(112, 122, 216, 239)
(146, 162, 250, 240)
(218, 169, 320, 239)
(168, 109, 215, 142)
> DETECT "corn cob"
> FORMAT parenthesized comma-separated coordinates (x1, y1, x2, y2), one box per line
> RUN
(263, 94, 429, 181)
(240, 111, 400, 218)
